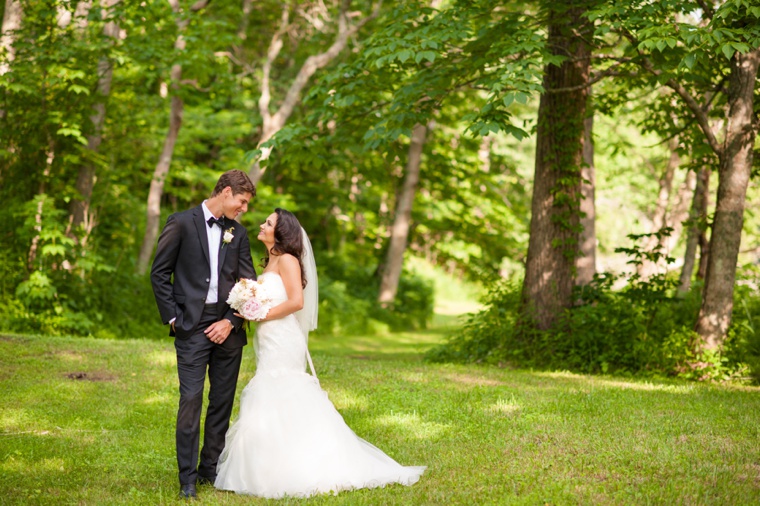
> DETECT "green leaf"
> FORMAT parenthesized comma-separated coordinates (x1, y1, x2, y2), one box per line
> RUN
(732, 42, 750, 54)
(42, 244, 66, 257)
(420, 50, 436, 63)
(69, 85, 90, 95)
(56, 128, 87, 144)
(683, 52, 696, 69)
(721, 43, 735, 60)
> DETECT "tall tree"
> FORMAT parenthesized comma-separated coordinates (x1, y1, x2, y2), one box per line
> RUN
(137, 0, 210, 275)
(378, 122, 427, 306)
(694, 47, 760, 349)
(67, 0, 121, 243)
(0, 0, 22, 77)
(521, 1, 592, 330)
(595, 0, 760, 349)
(679, 165, 710, 294)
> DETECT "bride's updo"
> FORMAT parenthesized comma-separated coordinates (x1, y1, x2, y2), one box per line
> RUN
(264, 208, 307, 288)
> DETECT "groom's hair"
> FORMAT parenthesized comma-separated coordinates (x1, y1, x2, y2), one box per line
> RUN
(211, 170, 256, 197)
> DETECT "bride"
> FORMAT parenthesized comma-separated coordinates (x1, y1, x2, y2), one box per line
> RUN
(214, 208, 426, 498)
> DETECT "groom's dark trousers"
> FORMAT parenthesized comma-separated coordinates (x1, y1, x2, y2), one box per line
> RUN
(175, 305, 243, 484)
(151, 205, 255, 486)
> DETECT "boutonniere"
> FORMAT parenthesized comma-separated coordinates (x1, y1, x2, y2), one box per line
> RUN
(222, 227, 235, 247)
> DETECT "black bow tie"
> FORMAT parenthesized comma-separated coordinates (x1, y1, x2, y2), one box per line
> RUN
(207, 216, 225, 228)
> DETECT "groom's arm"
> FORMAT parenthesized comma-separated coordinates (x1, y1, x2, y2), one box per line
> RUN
(151, 214, 181, 325)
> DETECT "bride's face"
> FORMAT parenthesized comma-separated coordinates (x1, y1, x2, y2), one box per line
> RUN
(258, 212, 278, 246)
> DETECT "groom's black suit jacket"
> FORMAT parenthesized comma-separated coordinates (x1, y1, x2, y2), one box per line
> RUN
(150, 204, 256, 348)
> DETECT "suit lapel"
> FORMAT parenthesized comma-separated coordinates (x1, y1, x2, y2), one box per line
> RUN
(193, 206, 211, 267)
(217, 218, 230, 277)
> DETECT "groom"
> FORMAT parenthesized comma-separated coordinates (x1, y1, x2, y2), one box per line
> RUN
(150, 169, 256, 499)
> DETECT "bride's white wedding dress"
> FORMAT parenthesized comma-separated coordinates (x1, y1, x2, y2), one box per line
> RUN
(214, 272, 425, 498)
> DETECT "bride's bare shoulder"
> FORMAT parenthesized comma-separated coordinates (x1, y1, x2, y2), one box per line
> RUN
(278, 254, 300, 269)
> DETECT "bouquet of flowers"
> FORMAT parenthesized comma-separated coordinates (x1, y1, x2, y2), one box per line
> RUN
(226, 278, 273, 321)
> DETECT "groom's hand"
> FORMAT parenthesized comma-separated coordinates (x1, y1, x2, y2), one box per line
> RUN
(204, 319, 233, 344)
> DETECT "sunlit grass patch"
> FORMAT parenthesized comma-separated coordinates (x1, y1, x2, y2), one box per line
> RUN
(442, 371, 506, 388)
(140, 392, 174, 405)
(488, 395, 521, 415)
(35, 457, 67, 474)
(144, 349, 176, 368)
(591, 378, 696, 393)
(0, 408, 42, 433)
(325, 387, 370, 411)
(52, 350, 86, 362)
(374, 411, 450, 440)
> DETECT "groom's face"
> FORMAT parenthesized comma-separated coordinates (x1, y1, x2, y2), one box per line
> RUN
(223, 188, 253, 220)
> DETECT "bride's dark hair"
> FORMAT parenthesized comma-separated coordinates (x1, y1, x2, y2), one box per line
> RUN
(263, 208, 307, 288)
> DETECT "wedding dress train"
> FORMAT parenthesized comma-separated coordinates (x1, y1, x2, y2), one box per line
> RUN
(214, 273, 425, 498)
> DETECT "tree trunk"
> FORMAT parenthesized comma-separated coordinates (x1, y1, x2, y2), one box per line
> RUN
(678, 166, 709, 294)
(0, 0, 22, 76)
(136, 88, 184, 275)
(68, 2, 120, 239)
(576, 112, 596, 286)
(520, 4, 591, 331)
(694, 48, 760, 350)
(238, 0, 253, 40)
(638, 137, 679, 277)
(136, 0, 208, 274)
(378, 123, 427, 306)
(28, 143, 55, 269)
(665, 166, 695, 253)
(697, 207, 710, 279)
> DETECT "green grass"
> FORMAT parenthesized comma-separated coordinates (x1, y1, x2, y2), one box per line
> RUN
(1, 323, 760, 505)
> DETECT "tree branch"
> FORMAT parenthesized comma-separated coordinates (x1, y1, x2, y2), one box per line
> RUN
(617, 27, 722, 155)
(259, 5, 291, 128)
(190, 0, 210, 12)
(548, 66, 632, 93)
(268, 0, 382, 133)
(639, 57, 722, 155)
(695, 0, 714, 20)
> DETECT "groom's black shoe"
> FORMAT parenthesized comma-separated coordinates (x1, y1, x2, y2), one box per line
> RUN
(197, 475, 216, 486)
(179, 484, 197, 499)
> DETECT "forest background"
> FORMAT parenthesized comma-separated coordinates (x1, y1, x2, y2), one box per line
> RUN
(1, 0, 759, 383)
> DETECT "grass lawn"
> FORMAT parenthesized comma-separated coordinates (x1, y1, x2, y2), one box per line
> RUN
(1, 316, 759, 505)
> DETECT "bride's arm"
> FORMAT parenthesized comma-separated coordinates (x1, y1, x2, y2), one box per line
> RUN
(258, 254, 304, 321)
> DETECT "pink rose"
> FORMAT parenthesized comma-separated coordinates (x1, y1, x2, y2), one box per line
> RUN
(241, 298, 262, 320)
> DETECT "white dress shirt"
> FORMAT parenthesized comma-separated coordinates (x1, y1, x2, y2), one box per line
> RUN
(202, 201, 222, 304)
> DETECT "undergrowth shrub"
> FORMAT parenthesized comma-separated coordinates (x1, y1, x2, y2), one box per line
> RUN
(2, 249, 435, 340)
(727, 267, 760, 383)
(428, 232, 759, 383)
(427, 273, 758, 382)
(425, 278, 521, 364)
